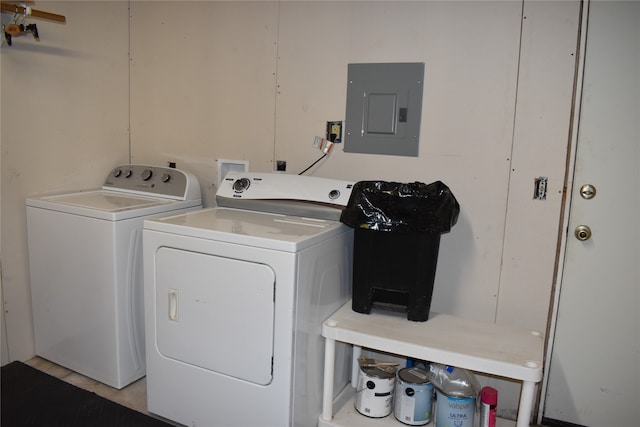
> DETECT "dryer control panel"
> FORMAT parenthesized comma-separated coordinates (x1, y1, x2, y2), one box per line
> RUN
(217, 172, 355, 221)
(218, 172, 354, 206)
(103, 164, 201, 201)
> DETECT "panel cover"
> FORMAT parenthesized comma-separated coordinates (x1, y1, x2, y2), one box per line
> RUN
(345, 62, 425, 157)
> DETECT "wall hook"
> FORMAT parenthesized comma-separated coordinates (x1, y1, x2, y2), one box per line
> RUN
(1, 2, 65, 23)
(1, 2, 64, 46)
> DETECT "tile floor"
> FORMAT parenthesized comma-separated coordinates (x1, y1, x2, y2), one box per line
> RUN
(23, 356, 178, 425)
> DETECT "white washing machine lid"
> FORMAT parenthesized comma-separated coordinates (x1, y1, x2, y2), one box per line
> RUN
(27, 190, 201, 221)
(144, 207, 349, 252)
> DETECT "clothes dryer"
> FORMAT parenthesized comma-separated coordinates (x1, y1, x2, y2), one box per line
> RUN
(27, 164, 201, 389)
(143, 172, 354, 427)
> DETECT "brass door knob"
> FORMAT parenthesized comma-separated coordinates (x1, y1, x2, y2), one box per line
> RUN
(580, 184, 596, 200)
(575, 225, 592, 241)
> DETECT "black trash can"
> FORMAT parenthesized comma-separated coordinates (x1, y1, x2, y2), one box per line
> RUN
(340, 180, 459, 322)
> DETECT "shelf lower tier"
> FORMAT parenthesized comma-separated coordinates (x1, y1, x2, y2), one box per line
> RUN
(318, 386, 515, 427)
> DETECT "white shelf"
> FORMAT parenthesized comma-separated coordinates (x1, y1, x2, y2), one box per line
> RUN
(319, 301, 544, 427)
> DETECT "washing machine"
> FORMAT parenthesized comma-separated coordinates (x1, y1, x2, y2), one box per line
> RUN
(26, 164, 202, 389)
(143, 172, 354, 427)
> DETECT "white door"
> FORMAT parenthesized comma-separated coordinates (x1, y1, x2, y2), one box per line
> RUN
(544, 2, 640, 426)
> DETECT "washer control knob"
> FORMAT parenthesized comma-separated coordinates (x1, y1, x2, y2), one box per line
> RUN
(328, 189, 340, 200)
(141, 169, 153, 181)
(161, 173, 171, 183)
(232, 178, 251, 192)
(124, 169, 133, 178)
(113, 169, 122, 178)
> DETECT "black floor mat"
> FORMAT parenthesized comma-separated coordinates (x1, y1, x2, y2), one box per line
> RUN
(1, 361, 173, 427)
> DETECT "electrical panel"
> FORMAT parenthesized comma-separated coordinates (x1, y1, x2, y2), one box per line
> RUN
(344, 63, 425, 157)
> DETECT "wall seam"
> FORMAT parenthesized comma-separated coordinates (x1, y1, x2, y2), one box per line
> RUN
(128, 0, 132, 162)
(272, 2, 281, 167)
(494, 0, 526, 324)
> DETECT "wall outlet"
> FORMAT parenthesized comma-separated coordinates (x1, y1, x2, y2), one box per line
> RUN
(534, 177, 548, 200)
(276, 160, 287, 172)
(326, 121, 342, 143)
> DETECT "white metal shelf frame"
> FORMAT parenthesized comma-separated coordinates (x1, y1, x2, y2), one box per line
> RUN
(319, 301, 544, 427)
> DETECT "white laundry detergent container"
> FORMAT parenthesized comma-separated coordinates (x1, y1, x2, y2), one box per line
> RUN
(435, 388, 475, 427)
(355, 365, 396, 418)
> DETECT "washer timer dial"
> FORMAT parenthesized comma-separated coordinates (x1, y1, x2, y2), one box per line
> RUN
(232, 178, 251, 192)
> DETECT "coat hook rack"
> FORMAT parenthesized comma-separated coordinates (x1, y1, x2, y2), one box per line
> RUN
(1, 1, 65, 46)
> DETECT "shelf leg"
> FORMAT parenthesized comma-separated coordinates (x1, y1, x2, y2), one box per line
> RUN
(321, 337, 336, 421)
(351, 345, 362, 387)
(516, 380, 536, 427)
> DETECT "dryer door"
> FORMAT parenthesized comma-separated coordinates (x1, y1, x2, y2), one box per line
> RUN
(154, 247, 275, 385)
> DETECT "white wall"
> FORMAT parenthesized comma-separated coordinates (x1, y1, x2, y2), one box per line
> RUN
(1, 55, 5, 365)
(1, 1, 130, 361)
(275, 1, 522, 324)
(1, 0, 581, 419)
(498, 0, 581, 328)
(129, 1, 280, 205)
(1, 267, 7, 366)
(129, 0, 580, 331)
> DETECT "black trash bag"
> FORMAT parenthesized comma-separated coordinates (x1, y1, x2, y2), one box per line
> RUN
(340, 180, 460, 233)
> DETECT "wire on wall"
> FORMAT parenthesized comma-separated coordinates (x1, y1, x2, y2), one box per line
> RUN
(298, 153, 328, 176)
